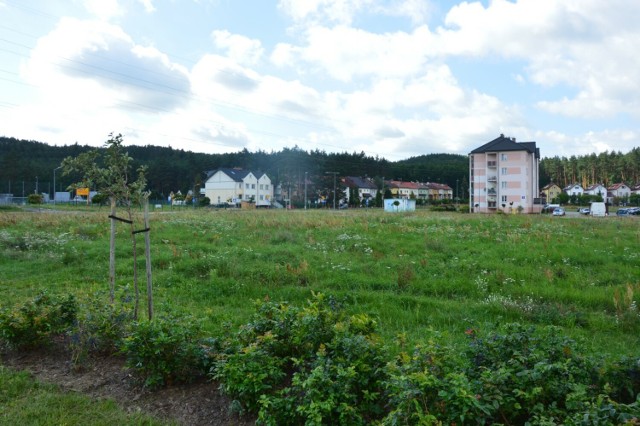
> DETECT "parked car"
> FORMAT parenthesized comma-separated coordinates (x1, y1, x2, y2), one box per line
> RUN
(579, 208, 590, 215)
(552, 207, 565, 216)
(616, 208, 630, 216)
(627, 207, 640, 215)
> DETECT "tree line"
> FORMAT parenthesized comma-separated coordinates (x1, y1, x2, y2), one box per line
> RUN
(2, 136, 639, 201)
(540, 148, 640, 188)
(0, 136, 469, 201)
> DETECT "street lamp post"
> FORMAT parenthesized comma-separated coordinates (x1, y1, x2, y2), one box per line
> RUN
(456, 179, 459, 208)
(325, 172, 338, 209)
(304, 171, 308, 210)
(53, 166, 62, 204)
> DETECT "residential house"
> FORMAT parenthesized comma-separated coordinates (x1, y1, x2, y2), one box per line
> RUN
(343, 176, 378, 206)
(387, 180, 420, 199)
(425, 182, 453, 200)
(202, 168, 273, 207)
(541, 183, 562, 203)
(608, 183, 631, 204)
(632, 183, 640, 195)
(469, 134, 541, 213)
(563, 183, 584, 197)
(583, 183, 608, 202)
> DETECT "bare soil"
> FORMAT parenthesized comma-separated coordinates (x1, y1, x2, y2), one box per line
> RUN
(1, 345, 255, 426)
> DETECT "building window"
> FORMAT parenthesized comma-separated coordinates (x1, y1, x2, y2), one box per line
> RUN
(501, 153, 507, 161)
(245, 183, 249, 189)
(501, 195, 507, 202)
(251, 184, 256, 189)
(501, 181, 507, 189)
(260, 184, 263, 190)
(260, 195, 264, 200)
(501, 167, 507, 175)
(265, 184, 269, 190)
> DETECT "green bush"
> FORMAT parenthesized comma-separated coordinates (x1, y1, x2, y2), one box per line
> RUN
(383, 337, 490, 424)
(27, 193, 44, 204)
(0, 292, 77, 349)
(199, 196, 210, 207)
(382, 324, 640, 424)
(214, 293, 389, 424)
(465, 324, 602, 423)
(91, 193, 108, 205)
(120, 314, 211, 388)
(69, 293, 135, 365)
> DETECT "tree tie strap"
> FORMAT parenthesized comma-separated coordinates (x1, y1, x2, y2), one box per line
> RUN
(108, 215, 133, 224)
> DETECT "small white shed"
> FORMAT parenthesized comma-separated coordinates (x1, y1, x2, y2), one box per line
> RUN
(384, 198, 416, 212)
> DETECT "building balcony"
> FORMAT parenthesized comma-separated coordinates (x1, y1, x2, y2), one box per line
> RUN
(487, 176, 497, 182)
(488, 202, 497, 209)
(487, 161, 497, 167)
(487, 188, 497, 195)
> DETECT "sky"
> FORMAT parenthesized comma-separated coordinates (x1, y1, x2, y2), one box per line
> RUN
(1, 0, 639, 161)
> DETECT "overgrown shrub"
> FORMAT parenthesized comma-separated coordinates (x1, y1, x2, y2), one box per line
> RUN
(120, 314, 211, 388)
(0, 292, 77, 349)
(383, 337, 490, 425)
(69, 293, 135, 365)
(382, 324, 640, 424)
(465, 324, 602, 423)
(214, 293, 389, 424)
(27, 193, 44, 204)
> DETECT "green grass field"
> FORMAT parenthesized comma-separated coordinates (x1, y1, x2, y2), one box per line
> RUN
(1, 207, 638, 355)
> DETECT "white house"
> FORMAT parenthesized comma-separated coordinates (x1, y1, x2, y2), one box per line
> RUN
(583, 183, 608, 201)
(469, 134, 541, 213)
(563, 183, 584, 197)
(608, 183, 631, 202)
(202, 168, 273, 207)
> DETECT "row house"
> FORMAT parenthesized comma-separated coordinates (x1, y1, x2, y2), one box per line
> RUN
(469, 134, 541, 213)
(425, 182, 453, 200)
(202, 168, 273, 207)
(386, 180, 452, 200)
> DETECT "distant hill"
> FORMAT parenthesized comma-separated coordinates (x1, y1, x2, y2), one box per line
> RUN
(0, 136, 468, 199)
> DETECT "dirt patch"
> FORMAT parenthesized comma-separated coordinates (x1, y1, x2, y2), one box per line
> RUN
(1, 345, 254, 426)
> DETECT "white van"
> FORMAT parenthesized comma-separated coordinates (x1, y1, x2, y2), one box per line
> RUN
(590, 202, 607, 217)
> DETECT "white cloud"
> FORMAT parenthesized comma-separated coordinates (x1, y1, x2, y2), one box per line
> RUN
(278, 0, 374, 25)
(84, 0, 123, 20)
(138, 0, 156, 13)
(211, 30, 264, 66)
(435, 0, 640, 119)
(24, 18, 190, 111)
(286, 24, 433, 81)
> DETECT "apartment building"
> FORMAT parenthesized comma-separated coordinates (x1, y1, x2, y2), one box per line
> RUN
(469, 134, 541, 213)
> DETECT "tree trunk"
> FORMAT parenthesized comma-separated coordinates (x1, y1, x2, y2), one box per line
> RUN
(127, 204, 139, 320)
(143, 195, 153, 320)
(109, 197, 116, 304)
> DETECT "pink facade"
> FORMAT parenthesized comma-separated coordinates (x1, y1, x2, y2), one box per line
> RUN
(469, 135, 541, 214)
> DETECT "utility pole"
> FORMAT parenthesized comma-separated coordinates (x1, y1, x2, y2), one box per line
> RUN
(456, 179, 459, 208)
(325, 172, 338, 209)
(53, 166, 62, 204)
(304, 171, 307, 210)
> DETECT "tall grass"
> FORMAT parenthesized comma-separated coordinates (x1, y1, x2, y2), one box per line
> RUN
(1, 208, 639, 355)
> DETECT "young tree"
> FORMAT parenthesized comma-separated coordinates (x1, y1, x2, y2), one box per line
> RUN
(61, 133, 153, 320)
